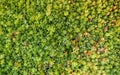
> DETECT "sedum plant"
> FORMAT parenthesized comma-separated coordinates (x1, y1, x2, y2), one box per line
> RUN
(0, 0, 120, 75)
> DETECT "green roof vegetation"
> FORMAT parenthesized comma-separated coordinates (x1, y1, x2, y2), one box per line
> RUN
(0, 0, 120, 75)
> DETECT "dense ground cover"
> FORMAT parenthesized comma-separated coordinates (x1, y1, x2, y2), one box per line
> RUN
(0, 0, 120, 75)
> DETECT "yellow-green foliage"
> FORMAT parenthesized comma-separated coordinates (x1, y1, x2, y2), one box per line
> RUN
(0, 0, 120, 75)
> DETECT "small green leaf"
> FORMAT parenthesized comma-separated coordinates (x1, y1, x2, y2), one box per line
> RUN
(64, 11, 69, 16)
(46, 4, 52, 16)
(0, 26, 3, 35)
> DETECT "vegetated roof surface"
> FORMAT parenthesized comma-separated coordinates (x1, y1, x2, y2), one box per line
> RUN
(0, 0, 120, 75)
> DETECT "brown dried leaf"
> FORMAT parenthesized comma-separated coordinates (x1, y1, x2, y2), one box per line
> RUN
(104, 26, 108, 32)
(100, 37, 105, 42)
(70, 0, 74, 3)
(84, 32, 90, 37)
(85, 51, 93, 56)
(88, 18, 93, 22)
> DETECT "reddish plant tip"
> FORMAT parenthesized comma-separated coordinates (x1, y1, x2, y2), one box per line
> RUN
(74, 45, 78, 51)
(14, 62, 19, 67)
(104, 26, 108, 32)
(113, 6, 117, 10)
(106, 12, 110, 16)
(88, 18, 93, 22)
(100, 37, 105, 42)
(14, 32, 19, 36)
(77, 55, 81, 59)
(14, 32, 17, 36)
(25, 42, 29, 47)
(46, 63, 49, 68)
(111, 20, 116, 24)
(104, 48, 108, 53)
(85, 51, 93, 56)
(94, 41, 98, 47)
(98, 48, 108, 53)
(75, 38, 79, 43)
(90, 59, 93, 66)
(97, 51, 100, 54)
(84, 32, 90, 37)
(70, 0, 74, 3)
(109, 8, 113, 11)
(92, 46, 97, 51)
